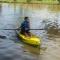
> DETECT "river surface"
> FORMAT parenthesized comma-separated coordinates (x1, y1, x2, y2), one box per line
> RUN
(0, 3, 60, 60)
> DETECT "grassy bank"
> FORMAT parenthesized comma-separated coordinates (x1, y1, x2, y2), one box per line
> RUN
(0, 0, 59, 4)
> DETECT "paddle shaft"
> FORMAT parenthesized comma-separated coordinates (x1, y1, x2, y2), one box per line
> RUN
(0, 28, 44, 30)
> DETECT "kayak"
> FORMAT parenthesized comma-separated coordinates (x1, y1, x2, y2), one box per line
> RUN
(16, 31, 41, 47)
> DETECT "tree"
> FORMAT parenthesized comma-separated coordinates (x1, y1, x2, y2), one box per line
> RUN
(58, 0, 60, 3)
(27, 0, 31, 3)
(14, 0, 16, 2)
(37, 0, 42, 1)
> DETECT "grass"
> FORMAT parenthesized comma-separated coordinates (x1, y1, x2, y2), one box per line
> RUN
(0, 0, 59, 4)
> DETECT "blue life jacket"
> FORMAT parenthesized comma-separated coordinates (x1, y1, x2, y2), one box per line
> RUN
(21, 20, 30, 31)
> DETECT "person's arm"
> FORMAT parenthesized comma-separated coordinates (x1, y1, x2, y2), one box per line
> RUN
(18, 22, 24, 30)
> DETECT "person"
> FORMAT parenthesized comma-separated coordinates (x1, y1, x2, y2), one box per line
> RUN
(20, 17, 31, 36)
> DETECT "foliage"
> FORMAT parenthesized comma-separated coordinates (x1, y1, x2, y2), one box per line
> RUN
(27, 0, 31, 3)
(58, 0, 60, 3)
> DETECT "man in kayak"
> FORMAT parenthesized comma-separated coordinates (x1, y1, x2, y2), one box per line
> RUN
(20, 17, 31, 36)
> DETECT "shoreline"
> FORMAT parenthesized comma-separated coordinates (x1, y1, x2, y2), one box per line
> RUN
(0, 1, 59, 5)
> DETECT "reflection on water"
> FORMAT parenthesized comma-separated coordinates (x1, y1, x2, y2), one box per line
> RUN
(22, 44, 40, 55)
(0, 3, 2, 15)
(0, 3, 60, 60)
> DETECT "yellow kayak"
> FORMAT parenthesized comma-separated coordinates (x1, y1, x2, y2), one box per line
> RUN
(16, 31, 41, 46)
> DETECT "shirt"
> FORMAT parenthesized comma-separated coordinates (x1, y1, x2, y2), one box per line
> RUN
(21, 20, 30, 31)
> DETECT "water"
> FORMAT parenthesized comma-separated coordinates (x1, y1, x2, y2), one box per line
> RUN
(0, 3, 60, 60)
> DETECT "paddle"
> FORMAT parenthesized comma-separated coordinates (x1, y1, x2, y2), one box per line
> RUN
(0, 28, 45, 39)
(0, 28, 45, 30)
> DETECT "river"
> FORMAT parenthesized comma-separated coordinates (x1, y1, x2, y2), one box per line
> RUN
(0, 3, 60, 60)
